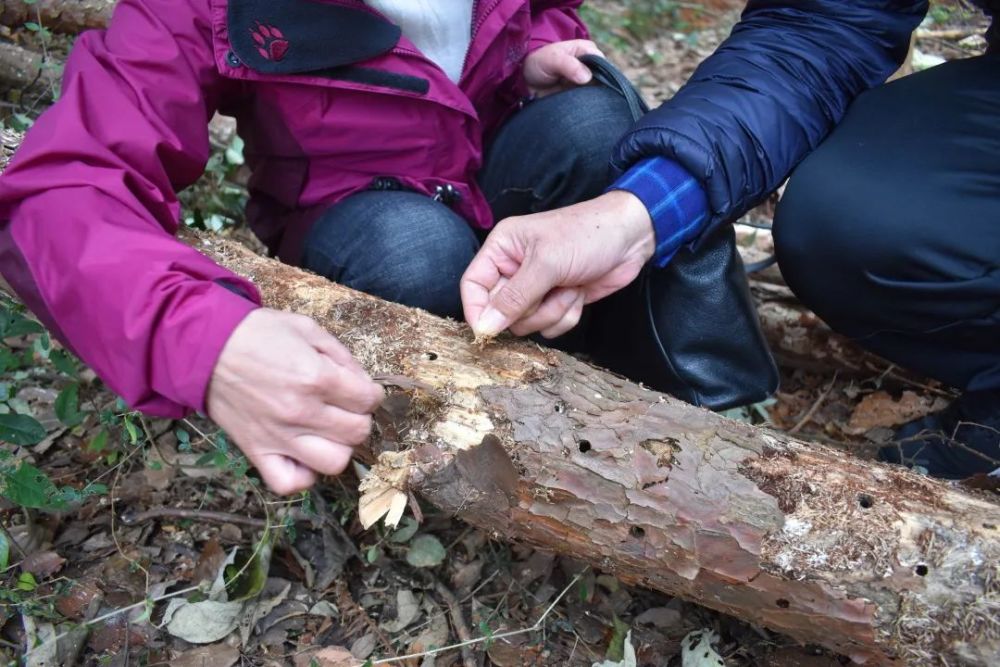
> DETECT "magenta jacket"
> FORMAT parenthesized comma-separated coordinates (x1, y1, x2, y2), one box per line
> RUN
(0, 0, 587, 417)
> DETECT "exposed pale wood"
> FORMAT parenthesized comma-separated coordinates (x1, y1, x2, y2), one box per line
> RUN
(0, 0, 114, 34)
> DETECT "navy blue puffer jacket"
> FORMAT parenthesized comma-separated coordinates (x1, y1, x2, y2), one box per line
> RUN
(611, 0, 935, 235)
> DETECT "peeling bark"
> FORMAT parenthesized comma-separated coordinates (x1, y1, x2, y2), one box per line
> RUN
(0, 0, 115, 34)
(191, 233, 1000, 666)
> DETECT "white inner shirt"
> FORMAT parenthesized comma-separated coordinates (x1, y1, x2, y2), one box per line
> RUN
(366, 0, 474, 82)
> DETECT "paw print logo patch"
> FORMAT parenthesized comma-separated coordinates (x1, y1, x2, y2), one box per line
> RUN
(251, 22, 289, 62)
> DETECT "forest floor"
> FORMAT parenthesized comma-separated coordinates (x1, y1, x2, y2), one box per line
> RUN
(0, 1, 994, 666)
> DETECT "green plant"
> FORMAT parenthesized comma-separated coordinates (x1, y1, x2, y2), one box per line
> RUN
(180, 134, 248, 232)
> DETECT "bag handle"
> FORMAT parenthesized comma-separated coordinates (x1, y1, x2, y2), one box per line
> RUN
(580, 54, 649, 122)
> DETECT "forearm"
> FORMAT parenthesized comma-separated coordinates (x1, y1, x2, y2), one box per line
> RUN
(1, 188, 260, 416)
(612, 0, 927, 231)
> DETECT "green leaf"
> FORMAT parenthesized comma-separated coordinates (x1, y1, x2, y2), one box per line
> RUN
(133, 598, 154, 625)
(3, 318, 43, 338)
(87, 430, 109, 453)
(389, 516, 419, 544)
(55, 383, 84, 427)
(123, 415, 139, 444)
(405, 535, 446, 569)
(49, 349, 79, 377)
(605, 616, 631, 663)
(17, 572, 37, 592)
(23, 21, 40, 31)
(224, 135, 245, 166)
(10, 113, 33, 131)
(0, 413, 46, 445)
(0, 531, 9, 571)
(223, 535, 273, 601)
(2, 462, 65, 510)
(365, 546, 380, 564)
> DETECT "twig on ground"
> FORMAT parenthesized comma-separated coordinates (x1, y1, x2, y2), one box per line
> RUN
(789, 372, 839, 435)
(333, 579, 395, 655)
(366, 573, 584, 667)
(432, 577, 476, 667)
(0, 522, 29, 562)
(119, 507, 269, 529)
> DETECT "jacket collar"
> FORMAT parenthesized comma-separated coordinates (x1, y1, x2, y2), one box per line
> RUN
(227, 0, 401, 74)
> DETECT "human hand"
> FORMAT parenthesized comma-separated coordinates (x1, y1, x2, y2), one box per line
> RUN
(461, 190, 655, 339)
(523, 39, 605, 97)
(205, 309, 384, 495)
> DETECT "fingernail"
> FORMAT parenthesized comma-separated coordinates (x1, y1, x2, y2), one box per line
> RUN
(475, 307, 507, 337)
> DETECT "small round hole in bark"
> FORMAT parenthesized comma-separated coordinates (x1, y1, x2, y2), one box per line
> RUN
(554, 403, 565, 414)
(776, 598, 790, 609)
(858, 493, 875, 509)
(578, 440, 592, 454)
(915, 564, 929, 577)
(630, 526, 645, 539)
(425, 352, 438, 361)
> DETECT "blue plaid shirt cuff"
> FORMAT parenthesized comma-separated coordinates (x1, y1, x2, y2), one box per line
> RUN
(609, 157, 709, 268)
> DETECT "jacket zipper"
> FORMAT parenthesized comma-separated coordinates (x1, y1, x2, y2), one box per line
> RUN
(460, 0, 503, 80)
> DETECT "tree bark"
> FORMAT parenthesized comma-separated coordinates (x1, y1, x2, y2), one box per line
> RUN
(0, 0, 114, 34)
(189, 233, 999, 666)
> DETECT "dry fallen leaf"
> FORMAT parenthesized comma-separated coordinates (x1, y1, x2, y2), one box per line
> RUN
(21, 550, 66, 578)
(381, 589, 421, 633)
(846, 391, 946, 435)
(296, 646, 355, 667)
(172, 644, 241, 667)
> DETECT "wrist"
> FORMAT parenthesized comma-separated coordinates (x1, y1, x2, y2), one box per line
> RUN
(602, 190, 655, 263)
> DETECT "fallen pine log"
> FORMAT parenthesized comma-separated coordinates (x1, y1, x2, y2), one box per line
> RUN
(0, 0, 114, 34)
(188, 232, 1000, 666)
(1, 130, 996, 665)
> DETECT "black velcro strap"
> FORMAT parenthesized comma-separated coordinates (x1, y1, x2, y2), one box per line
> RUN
(228, 0, 400, 75)
(314, 65, 430, 95)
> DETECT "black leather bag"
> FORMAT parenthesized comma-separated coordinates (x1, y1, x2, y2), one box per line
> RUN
(581, 55, 779, 410)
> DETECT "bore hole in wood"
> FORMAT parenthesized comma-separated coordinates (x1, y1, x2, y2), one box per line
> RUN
(630, 526, 645, 539)
(425, 352, 439, 361)
(915, 564, 929, 577)
(857, 494, 875, 509)
(776, 599, 790, 609)
(554, 403, 565, 414)
(578, 440, 592, 454)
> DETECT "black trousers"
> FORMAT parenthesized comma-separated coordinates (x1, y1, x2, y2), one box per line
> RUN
(774, 54, 1000, 392)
